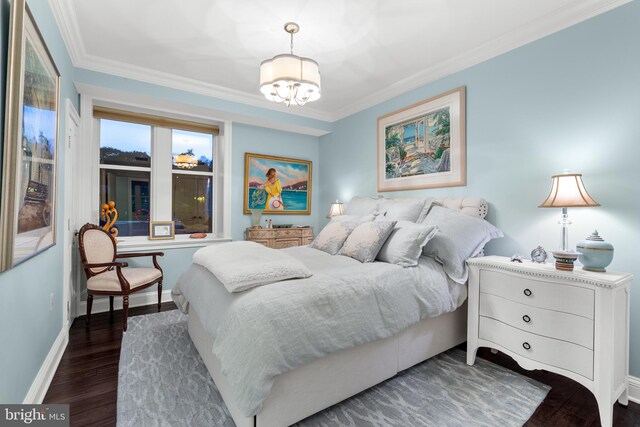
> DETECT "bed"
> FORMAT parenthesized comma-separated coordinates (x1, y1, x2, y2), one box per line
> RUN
(173, 197, 491, 427)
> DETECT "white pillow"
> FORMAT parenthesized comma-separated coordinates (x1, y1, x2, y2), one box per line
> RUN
(345, 196, 381, 216)
(378, 198, 426, 222)
(377, 221, 439, 267)
(339, 221, 396, 263)
(310, 221, 359, 255)
(421, 206, 503, 283)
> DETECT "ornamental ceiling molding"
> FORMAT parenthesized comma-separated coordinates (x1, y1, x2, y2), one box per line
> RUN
(49, 0, 631, 123)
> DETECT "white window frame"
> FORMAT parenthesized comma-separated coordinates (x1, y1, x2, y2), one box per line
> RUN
(77, 87, 232, 251)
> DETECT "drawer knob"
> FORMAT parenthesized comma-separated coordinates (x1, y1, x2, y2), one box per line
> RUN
(523, 288, 532, 297)
(522, 315, 531, 323)
(522, 342, 531, 350)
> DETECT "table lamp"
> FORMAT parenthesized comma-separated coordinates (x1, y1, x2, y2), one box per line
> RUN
(539, 172, 599, 251)
(326, 200, 345, 218)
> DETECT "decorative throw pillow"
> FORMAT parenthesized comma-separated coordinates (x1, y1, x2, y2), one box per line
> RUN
(310, 221, 359, 255)
(421, 206, 503, 283)
(376, 221, 439, 267)
(378, 198, 426, 222)
(339, 221, 397, 263)
(330, 213, 376, 223)
(345, 196, 381, 216)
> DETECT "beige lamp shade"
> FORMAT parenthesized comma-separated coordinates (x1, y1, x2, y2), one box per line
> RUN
(539, 173, 600, 208)
(326, 200, 345, 218)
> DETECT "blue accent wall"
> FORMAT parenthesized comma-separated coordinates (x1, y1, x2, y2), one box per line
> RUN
(319, 2, 640, 375)
(0, 0, 79, 403)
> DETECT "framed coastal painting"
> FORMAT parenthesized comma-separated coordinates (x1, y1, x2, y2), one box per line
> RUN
(377, 87, 466, 192)
(0, 0, 60, 271)
(243, 153, 312, 215)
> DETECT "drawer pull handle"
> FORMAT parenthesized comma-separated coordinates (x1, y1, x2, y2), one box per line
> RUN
(523, 288, 532, 297)
(522, 342, 531, 350)
(522, 315, 531, 323)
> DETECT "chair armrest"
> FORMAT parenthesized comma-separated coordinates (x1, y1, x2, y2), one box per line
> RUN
(116, 252, 165, 258)
(83, 261, 129, 269)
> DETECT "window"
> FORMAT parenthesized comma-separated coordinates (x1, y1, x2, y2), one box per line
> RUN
(171, 130, 213, 234)
(99, 120, 151, 236)
(95, 107, 220, 239)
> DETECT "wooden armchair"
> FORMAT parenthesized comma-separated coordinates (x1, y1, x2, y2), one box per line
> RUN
(78, 223, 164, 331)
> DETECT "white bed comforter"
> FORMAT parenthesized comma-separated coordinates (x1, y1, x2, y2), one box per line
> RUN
(171, 246, 466, 417)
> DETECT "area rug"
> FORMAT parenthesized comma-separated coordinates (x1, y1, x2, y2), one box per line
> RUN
(117, 310, 549, 427)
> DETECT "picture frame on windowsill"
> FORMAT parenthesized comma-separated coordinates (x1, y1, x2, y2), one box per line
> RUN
(149, 221, 175, 240)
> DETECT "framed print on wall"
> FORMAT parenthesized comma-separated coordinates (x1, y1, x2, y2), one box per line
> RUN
(377, 86, 466, 192)
(243, 153, 312, 215)
(0, 0, 61, 271)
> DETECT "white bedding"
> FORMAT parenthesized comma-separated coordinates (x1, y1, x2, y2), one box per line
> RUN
(172, 246, 466, 417)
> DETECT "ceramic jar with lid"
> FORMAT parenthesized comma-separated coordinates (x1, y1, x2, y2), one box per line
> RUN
(576, 230, 614, 272)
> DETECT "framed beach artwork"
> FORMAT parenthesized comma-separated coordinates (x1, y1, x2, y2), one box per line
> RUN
(243, 153, 312, 215)
(0, 0, 60, 271)
(377, 87, 466, 192)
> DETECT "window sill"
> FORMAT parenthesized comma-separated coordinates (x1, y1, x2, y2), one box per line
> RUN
(116, 236, 232, 252)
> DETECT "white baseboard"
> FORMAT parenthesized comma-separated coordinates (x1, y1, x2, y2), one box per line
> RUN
(23, 327, 69, 404)
(628, 375, 640, 404)
(78, 289, 173, 315)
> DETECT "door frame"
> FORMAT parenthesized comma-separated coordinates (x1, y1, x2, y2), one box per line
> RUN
(63, 98, 80, 328)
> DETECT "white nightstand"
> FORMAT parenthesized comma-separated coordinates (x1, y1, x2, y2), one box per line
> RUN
(466, 256, 632, 427)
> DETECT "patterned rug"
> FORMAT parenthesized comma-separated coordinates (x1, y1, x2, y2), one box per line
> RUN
(117, 310, 549, 427)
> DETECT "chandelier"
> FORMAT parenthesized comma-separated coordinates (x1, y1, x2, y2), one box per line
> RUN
(173, 152, 198, 169)
(259, 22, 321, 107)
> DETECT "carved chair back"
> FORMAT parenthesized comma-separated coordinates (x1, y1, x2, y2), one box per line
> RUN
(78, 223, 117, 278)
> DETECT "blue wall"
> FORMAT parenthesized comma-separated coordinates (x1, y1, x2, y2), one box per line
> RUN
(0, 0, 79, 403)
(319, 2, 640, 375)
(231, 123, 320, 238)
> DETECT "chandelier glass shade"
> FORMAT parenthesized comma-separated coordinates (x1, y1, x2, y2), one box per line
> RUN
(259, 23, 321, 106)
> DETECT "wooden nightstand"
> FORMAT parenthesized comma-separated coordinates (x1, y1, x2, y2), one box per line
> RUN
(245, 227, 314, 249)
(466, 256, 632, 427)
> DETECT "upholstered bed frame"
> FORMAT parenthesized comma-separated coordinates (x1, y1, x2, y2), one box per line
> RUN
(188, 197, 489, 427)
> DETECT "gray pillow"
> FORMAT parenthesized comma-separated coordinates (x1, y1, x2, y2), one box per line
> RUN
(345, 196, 380, 216)
(421, 206, 503, 283)
(310, 221, 358, 255)
(378, 198, 426, 222)
(339, 221, 397, 263)
(377, 221, 439, 267)
(330, 213, 376, 223)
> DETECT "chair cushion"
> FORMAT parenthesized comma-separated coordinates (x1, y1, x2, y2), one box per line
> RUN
(87, 268, 162, 292)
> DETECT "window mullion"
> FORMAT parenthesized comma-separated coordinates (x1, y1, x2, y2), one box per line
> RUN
(152, 127, 173, 222)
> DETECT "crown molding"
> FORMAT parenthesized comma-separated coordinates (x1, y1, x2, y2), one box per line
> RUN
(74, 53, 334, 122)
(50, 0, 630, 124)
(330, 0, 632, 121)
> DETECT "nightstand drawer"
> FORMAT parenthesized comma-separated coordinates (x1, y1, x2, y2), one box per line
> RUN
(274, 239, 302, 249)
(479, 293, 593, 349)
(480, 270, 594, 319)
(479, 317, 593, 380)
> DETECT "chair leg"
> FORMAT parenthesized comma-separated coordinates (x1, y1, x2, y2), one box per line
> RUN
(157, 280, 163, 311)
(122, 295, 129, 332)
(86, 294, 93, 328)
(109, 296, 114, 316)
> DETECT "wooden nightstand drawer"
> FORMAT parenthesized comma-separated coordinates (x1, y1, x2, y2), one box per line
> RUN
(479, 293, 593, 349)
(479, 317, 594, 380)
(246, 227, 314, 249)
(274, 239, 301, 249)
(480, 270, 594, 319)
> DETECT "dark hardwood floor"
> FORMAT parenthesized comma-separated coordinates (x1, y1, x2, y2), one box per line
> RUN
(44, 304, 640, 426)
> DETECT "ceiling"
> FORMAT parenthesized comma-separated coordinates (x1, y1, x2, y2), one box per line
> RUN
(51, 0, 628, 121)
